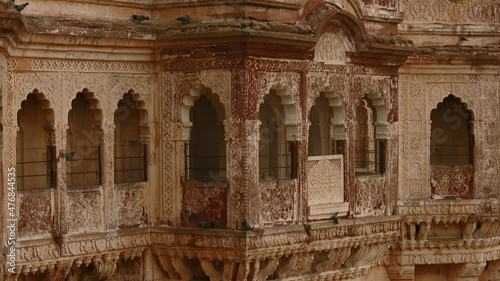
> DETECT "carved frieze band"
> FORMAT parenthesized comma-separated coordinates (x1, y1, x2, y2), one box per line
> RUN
(399, 0, 500, 25)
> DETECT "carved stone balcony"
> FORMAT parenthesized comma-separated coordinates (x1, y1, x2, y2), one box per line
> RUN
(14, 216, 400, 280)
(394, 199, 500, 266)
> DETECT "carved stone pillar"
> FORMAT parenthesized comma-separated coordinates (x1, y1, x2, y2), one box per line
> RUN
(225, 119, 260, 229)
(53, 123, 69, 235)
(143, 248, 154, 281)
(387, 265, 415, 281)
(161, 122, 183, 226)
(101, 123, 116, 229)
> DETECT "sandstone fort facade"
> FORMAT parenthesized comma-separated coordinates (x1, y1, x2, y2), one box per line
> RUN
(0, 0, 499, 280)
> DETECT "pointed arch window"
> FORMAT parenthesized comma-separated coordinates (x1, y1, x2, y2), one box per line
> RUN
(114, 92, 149, 184)
(308, 92, 346, 157)
(430, 95, 474, 198)
(183, 91, 226, 182)
(16, 93, 55, 190)
(430, 95, 473, 165)
(66, 91, 102, 187)
(259, 90, 299, 180)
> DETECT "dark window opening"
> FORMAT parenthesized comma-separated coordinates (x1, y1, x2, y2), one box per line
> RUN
(430, 95, 473, 165)
(16, 93, 54, 190)
(67, 92, 102, 187)
(114, 93, 148, 184)
(185, 94, 226, 182)
(259, 92, 298, 180)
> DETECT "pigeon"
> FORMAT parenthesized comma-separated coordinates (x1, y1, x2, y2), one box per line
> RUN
(65, 151, 76, 161)
(15, 3, 28, 12)
(331, 212, 339, 224)
(132, 15, 149, 22)
(176, 15, 190, 24)
(242, 220, 254, 231)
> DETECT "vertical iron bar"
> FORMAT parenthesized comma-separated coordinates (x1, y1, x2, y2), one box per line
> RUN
(143, 143, 148, 181)
(98, 146, 102, 185)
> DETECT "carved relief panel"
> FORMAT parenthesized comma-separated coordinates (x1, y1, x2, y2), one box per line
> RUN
(307, 155, 348, 220)
(399, 0, 500, 25)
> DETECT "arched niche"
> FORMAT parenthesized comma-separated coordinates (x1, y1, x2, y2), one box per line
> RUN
(67, 89, 103, 188)
(16, 90, 55, 190)
(258, 88, 300, 180)
(180, 87, 225, 141)
(114, 90, 150, 184)
(179, 87, 226, 182)
(308, 91, 346, 156)
(429, 94, 475, 198)
(260, 87, 300, 141)
(430, 94, 474, 166)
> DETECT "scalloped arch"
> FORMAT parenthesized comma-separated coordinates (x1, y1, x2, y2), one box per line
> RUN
(115, 89, 149, 126)
(431, 94, 475, 122)
(69, 88, 103, 123)
(179, 85, 226, 141)
(259, 86, 300, 141)
(16, 89, 54, 127)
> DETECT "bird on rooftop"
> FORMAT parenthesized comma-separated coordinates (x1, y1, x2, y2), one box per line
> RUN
(65, 151, 76, 161)
(176, 15, 190, 24)
(242, 220, 254, 231)
(132, 15, 149, 22)
(15, 3, 29, 12)
(331, 212, 339, 224)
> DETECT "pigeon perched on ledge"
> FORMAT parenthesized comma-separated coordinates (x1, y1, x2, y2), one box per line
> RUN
(242, 220, 254, 231)
(132, 15, 149, 22)
(331, 212, 339, 224)
(15, 2, 28, 12)
(176, 15, 190, 24)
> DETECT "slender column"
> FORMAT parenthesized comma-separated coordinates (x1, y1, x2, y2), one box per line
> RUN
(53, 123, 69, 236)
(161, 121, 183, 226)
(226, 119, 260, 229)
(101, 123, 115, 229)
(225, 68, 254, 229)
(143, 248, 154, 281)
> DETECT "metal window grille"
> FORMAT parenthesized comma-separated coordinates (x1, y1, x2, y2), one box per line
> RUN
(16, 146, 55, 189)
(66, 146, 101, 187)
(355, 139, 386, 174)
(114, 143, 148, 183)
(259, 141, 298, 180)
(184, 143, 227, 182)
(430, 143, 473, 165)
